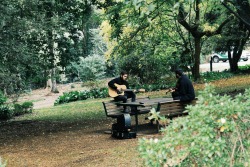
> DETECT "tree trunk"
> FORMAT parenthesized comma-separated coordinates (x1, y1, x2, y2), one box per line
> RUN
(229, 61, 239, 72)
(51, 68, 59, 93)
(192, 37, 201, 81)
(229, 52, 240, 72)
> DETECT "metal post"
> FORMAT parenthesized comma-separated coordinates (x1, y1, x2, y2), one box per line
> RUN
(210, 57, 213, 72)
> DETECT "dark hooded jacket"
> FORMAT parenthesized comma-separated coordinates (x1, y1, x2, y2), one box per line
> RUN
(174, 74, 195, 102)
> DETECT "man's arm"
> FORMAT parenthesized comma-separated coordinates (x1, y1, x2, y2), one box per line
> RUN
(108, 78, 118, 90)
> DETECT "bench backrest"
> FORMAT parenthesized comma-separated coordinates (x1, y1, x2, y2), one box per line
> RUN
(102, 97, 150, 118)
(102, 101, 124, 118)
(156, 99, 197, 117)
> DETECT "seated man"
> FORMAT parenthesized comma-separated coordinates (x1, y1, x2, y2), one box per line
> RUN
(108, 71, 136, 112)
(171, 69, 195, 102)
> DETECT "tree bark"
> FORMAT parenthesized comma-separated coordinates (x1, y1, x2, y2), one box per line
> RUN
(51, 68, 59, 93)
(193, 37, 201, 80)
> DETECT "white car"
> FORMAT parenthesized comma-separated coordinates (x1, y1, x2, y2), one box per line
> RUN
(242, 50, 250, 59)
(211, 51, 249, 63)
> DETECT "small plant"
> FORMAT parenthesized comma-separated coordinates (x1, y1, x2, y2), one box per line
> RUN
(148, 108, 170, 132)
(0, 105, 14, 120)
(13, 103, 25, 116)
(21, 101, 34, 113)
(13, 101, 33, 116)
(0, 91, 7, 105)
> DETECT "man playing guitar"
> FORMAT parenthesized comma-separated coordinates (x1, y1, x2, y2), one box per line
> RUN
(108, 71, 136, 112)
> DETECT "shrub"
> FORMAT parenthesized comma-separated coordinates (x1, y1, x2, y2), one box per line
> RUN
(67, 54, 106, 82)
(13, 101, 33, 116)
(13, 103, 25, 116)
(0, 91, 7, 105)
(139, 84, 250, 166)
(54, 87, 109, 105)
(21, 101, 33, 113)
(0, 105, 14, 120)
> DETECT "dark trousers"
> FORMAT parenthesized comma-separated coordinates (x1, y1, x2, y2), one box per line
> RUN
(172, 91, 181, 100)
(114, 91, 136, 103)
(114, 92, 136, 112)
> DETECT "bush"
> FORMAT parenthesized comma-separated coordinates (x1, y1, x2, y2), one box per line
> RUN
(54, 87, 109, 105)
(13, 101, 33, 116)
(0, 91, 7, 105)
(139, 85, 250, 166)
(21, 101, 33, 113)
(13, 103, 25, 116)
(0, 105, 14, 120)
(66, 54, 107, 82)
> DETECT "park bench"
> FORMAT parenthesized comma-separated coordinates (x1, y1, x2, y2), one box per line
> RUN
(102, 97, 152, 133)
(102, 96, 151, 119)
(155, 98, 197, 132)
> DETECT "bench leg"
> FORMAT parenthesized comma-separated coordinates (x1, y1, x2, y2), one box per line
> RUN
(156, 120, 159, 133)
(135, 114, 138, 132)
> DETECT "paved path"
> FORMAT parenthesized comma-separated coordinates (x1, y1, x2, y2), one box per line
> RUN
(200, 59, 250, 72)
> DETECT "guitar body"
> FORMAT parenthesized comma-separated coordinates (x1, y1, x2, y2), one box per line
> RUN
(108, 84, 128, 97)
(108, 83, 145, 97)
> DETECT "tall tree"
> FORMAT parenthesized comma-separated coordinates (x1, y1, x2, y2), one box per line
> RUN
(97, 0, 233, 80)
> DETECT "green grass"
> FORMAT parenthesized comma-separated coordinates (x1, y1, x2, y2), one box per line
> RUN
(14, 98, 108, 122)
(11, 74, 250, 123)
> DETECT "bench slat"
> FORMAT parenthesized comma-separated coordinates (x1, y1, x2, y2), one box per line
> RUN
(155, 99, 197, 132)
(103, 97, 151, 118)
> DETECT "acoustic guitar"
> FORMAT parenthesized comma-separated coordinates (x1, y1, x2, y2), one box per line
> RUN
(108, 83, 145, 97)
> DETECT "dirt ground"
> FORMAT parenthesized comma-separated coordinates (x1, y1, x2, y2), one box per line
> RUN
(0, 84, 159, 167)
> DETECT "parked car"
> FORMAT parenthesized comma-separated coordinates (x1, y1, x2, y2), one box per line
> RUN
(211, 51, 249, 63)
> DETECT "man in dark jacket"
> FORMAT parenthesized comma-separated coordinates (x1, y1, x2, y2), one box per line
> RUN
(108, 71, 136, 103)
(171, 69, 195, 102)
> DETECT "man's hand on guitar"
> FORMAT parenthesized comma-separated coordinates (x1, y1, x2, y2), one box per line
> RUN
(166, 88, 175, 94)
(116, 89, 122, 94)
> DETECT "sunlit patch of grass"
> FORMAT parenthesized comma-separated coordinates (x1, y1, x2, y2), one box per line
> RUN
(209, 74, 250, 93)
(15, 98, 108, 122)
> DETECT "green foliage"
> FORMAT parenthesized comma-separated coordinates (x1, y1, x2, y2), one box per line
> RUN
(139, 84, 250, 166)
(0, 91, 7, 105)
(200, 71, 234, 82)
(66, 54, 106, 82)
(21, 101, 34, 113)
(13, 101, 34, 116)
(0, 92, 33, 120)
(54, 87, 108, 105)
(0, 105, 14, 120)
(239, 64, 250, 72)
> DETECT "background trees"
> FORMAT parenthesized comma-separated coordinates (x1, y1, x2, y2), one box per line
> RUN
(0, 0, 249, 96)
(98, 0, 249, 81)
(0, 0, 106, 95)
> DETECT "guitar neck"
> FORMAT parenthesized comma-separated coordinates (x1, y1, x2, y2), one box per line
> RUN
(123, 89, 134, 91)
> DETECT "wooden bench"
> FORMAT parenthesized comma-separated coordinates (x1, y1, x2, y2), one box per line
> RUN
(102, 96, 151, 118)
(156, 98, 197, 132)
(102, 97, 152, 130)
